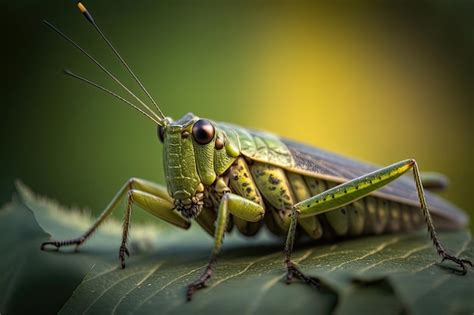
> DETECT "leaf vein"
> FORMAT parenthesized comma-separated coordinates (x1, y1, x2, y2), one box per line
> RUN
(111, 262, 164, 315)
(209, 252, 279, 290)
(411, 232, 471, 274)
(134, 263, 208, 311)
(245, 275, 284, 315)
(82, 270, 148, 315)
(294, 249, 314, 264)
(359, 244, 431, 273)
(82, 265, 120, 284)
(329, 237, 400, 272)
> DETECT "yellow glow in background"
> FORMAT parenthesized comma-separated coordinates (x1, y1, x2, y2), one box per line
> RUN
(3, 2, 473, 229)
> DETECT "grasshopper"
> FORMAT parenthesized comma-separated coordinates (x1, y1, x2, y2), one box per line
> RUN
(41, 2, 472, 301)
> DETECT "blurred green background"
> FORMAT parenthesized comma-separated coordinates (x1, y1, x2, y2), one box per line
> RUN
(3, 1, 474, 229)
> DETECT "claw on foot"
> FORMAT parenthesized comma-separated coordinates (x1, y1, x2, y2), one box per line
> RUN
(40, 238, 84, 251)
(286, 260, 320, 288)
(186, 281, 207, 302)
(119, 245, 129, 269)
(186, 265, 213, 301)
(40, 241, 60, 251)
(441, 253, 473, 275)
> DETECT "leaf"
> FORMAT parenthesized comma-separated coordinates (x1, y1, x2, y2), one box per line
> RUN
(0, 197, 93, 315)
(1, 183, 473, 315)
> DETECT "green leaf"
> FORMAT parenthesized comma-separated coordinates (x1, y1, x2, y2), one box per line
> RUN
(1, 183, 473, 315)
(0, 196, 95, 314)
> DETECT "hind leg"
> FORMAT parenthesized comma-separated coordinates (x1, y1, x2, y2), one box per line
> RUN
(284, 159, 471, 287)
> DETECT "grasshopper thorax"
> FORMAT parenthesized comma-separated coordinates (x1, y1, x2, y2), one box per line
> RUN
(159, 113, 220, 219)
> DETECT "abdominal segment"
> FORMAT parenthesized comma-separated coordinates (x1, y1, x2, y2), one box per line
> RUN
(221, 159, 424, 240)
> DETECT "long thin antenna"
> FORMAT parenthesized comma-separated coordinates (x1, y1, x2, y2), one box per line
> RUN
(43, 20, 162, 123)
(64, 69, 162, 125)
(77, 2, 165, 120)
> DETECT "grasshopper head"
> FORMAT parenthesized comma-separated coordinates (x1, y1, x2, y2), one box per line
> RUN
(48, 3, 225, 219)
(158, 113, 220, 219)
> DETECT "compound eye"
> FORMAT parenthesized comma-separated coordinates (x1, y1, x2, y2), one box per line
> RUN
(158, 125, 165, 142)
(192, 119, 215, 145)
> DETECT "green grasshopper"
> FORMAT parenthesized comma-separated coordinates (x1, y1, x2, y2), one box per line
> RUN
(41, 2, 472, 301)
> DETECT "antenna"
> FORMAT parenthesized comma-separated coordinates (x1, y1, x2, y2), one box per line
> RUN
(64, 69, 162, 125)
(77, 2, 166, 120)
(43, 20, 163, 123)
